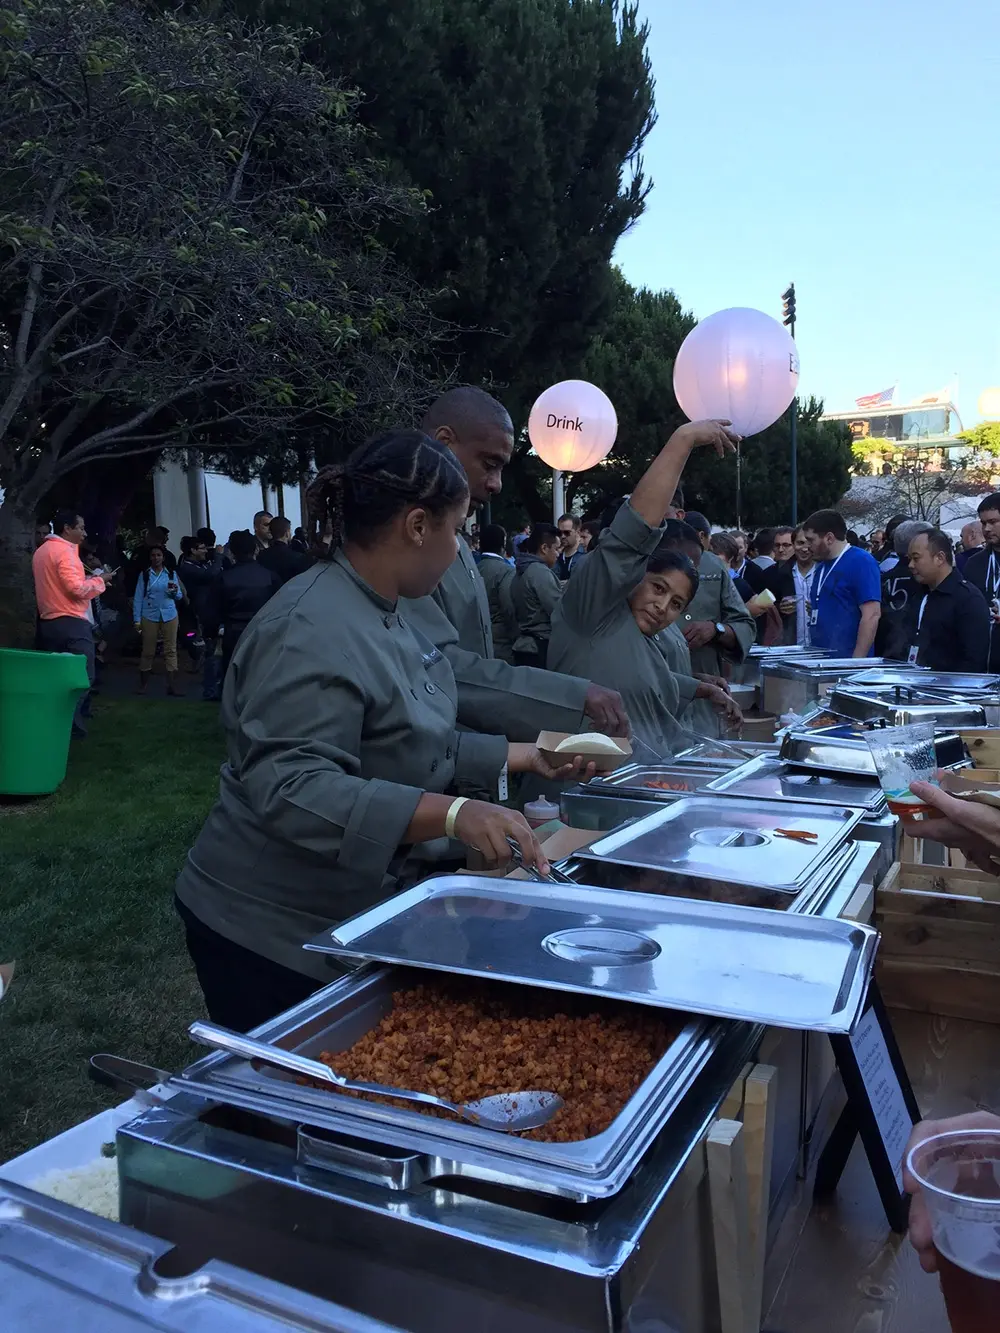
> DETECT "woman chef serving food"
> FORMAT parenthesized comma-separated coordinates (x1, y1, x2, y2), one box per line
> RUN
(175, 429, 593, 1031)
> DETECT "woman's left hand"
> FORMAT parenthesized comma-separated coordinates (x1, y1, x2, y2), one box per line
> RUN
(696, 682, 743, 729)
(507, 743, 598, 783)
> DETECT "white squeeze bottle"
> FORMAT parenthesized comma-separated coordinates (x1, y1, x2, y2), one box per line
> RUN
(523, 797, 560, 830)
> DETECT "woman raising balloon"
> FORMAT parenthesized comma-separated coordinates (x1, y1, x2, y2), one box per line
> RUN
(548, 420, 744, 757)
(175, 429, 587, 1032)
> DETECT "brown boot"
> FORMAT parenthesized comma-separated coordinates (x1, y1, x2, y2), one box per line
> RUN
(166, 672, 182, 697)
(137, 671, 150, 694)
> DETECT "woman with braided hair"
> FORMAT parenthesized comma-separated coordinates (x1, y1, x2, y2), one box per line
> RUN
(175, 428, 592, 1031)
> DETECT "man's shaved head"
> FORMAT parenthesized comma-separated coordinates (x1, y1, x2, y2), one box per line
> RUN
(421, 386, 514, 506)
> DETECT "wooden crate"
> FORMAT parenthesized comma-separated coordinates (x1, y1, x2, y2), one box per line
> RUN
(876, 861, 1000, 1024)
(959, 729, 1000, 770)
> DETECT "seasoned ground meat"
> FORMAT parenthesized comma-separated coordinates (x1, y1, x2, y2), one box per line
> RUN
(319, 977, 680, 1142)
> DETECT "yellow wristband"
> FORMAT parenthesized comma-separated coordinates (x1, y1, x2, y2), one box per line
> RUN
(445, 796, 469, 840)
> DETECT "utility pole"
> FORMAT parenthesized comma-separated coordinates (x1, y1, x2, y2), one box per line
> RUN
(782, 283, 798, 524)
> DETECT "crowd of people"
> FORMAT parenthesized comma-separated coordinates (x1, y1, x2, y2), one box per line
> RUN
(468, 500, 997, 700)
(30, 509, 314, 731)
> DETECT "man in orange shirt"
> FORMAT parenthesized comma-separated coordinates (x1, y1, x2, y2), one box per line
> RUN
(32, 510, 112, 736)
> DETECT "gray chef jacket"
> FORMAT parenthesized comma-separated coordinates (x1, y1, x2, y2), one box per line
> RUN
(547, 503, 701, 757)
(511, 554, 563, 660)
(401, 535, 591, 741)
(678, 550, 755, 735)
(175, 553, 509, 980)
(476, 554, 518, 663)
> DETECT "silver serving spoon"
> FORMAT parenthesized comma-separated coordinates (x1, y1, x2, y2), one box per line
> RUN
(188, 1020, 563, 1133)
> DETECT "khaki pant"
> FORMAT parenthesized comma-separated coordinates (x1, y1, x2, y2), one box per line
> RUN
(139, 617, 179, 672)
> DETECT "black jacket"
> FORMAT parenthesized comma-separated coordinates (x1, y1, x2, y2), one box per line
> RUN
(961, 547, 1000, 670)
(877, 565, 921, 660)
(177, 554, 222, 624)
(202, 560, 281, 641)
(736, 559, 768, 595)
(764, 559, 797, 640)
(902, 568, 990, 673)
(258, 541, 314, 586)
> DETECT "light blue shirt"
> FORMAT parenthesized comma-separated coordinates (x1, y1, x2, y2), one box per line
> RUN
(133, 567, 181, 623)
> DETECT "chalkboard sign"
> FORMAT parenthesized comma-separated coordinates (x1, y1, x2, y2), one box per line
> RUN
(817, 981, 921, 1233)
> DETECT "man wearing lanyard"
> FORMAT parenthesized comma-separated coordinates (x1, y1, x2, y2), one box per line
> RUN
(802, 509, 881, 657)
(962, 493, 1000, 672)
(905, 528, 990, 672)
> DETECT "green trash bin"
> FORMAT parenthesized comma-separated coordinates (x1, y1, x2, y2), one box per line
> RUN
(0, 648, 89, 796)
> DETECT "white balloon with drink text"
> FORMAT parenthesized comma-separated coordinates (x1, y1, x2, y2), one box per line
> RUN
(673, 307, 799, 437)
(528, 379, 618, 471)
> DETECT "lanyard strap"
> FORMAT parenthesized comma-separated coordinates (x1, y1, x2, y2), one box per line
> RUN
(916, 594, 927, 632)
(812, 545, 848, 602)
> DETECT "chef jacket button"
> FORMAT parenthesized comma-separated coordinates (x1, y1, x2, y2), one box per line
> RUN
(430, 759, 438, 772)
(446, 747, 453, 759)
(383, 615, 393, 629)
(425, 682, 436, 694)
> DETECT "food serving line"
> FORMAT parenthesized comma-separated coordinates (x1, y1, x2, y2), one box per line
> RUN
(5, 652, 1000, 1332)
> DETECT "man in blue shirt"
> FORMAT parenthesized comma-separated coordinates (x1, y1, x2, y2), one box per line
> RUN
(802, 509, 881, 658)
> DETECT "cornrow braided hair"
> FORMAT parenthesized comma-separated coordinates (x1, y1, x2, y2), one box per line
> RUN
(306, 428, 469, 557)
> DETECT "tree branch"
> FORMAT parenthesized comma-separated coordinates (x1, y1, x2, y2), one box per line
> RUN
(13, 174, 70, 371)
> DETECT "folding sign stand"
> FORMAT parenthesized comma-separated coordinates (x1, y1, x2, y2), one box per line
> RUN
(814, 981, 922, 1233)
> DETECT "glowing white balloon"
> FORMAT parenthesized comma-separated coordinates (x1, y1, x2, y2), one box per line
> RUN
(528, 380, 618, 471)
(673, 307, 800, 437)
(978, 387, 1000, 421)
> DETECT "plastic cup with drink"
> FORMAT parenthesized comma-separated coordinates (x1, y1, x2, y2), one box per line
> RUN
(865, 722, 941, 820)
(907, 1129, 1000, 1333)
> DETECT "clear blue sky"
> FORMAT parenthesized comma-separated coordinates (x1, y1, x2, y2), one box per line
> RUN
(615, 0, 1000, 425)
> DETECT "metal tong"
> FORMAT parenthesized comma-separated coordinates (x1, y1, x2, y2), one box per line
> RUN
(505, 836, 577, 884)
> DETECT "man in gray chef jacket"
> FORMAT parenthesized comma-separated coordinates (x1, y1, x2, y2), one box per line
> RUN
(401, 387, 628, 741)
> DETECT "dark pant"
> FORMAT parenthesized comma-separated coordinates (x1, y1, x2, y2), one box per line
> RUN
(514, 648, 548, 669)
(37, 615, 95, 732)
(175, 896, 320, 1031)
(201, 639, 221, 700)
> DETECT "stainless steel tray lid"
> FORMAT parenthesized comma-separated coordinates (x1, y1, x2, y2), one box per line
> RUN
(847, 667, 1000, 694)
(701, 755, 886, 812)
(571, 796, 863, 893)
(304, 876, 879, 1034)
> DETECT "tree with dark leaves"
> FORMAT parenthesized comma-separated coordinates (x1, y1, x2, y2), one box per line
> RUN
(0, 0, 440, 645)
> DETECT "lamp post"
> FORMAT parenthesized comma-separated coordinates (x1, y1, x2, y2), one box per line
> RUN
(782, 284, 798, 524)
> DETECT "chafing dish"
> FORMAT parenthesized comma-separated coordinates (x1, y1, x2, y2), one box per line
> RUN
(566, 796, 863, 906)
(110, 852, 879, 1333)
(671, 740, 780, 768)
(827, 684, 987, 728)
(586, 762, 726, 798)
(0, 1180, 393, 1331)
(780, 725, 969, 775)
(734, 643, 831, 687)
(701, 754, 887, 814)
(116, 1019, 760, 1333)
(168, 965, 718, 1203)
(759, 657, 888, 718)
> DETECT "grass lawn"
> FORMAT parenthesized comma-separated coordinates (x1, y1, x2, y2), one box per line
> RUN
(0, 696, 222, 1162)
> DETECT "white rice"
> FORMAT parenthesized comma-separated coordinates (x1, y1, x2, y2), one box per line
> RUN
(29, 1159, 119, 1221)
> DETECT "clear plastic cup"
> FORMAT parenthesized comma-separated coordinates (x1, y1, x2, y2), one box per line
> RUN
(865, 722, 940, 819)
(907, 1129, 1000, 1333)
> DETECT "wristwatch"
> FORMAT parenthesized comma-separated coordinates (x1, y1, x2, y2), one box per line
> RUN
(714, 621, 726, 640)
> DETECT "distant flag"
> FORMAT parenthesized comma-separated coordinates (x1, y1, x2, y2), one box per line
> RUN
(855, 386, 895, 410)
(918, 386, 952, 405)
